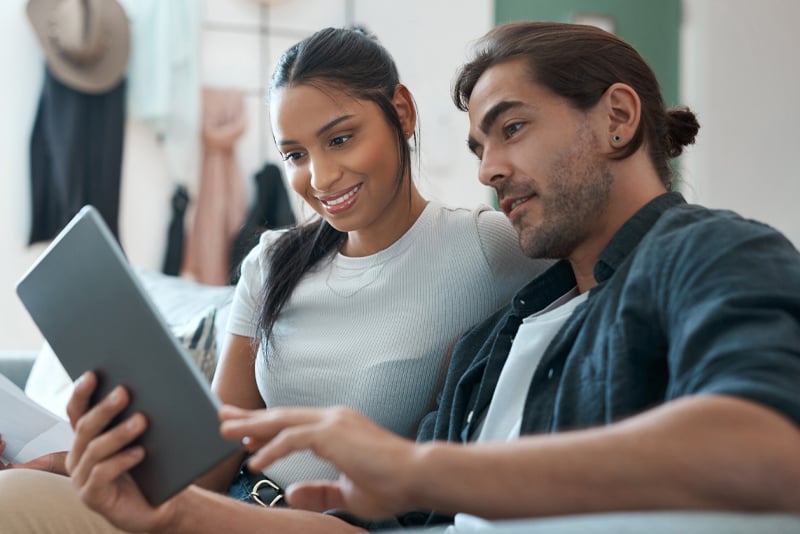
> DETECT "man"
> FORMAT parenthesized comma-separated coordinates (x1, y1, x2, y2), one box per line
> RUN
(216, 21, 800, 528)
(4, 21, 800, 534)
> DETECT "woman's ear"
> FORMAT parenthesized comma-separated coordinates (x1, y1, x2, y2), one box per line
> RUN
(392, 84, 416, 139)
(601, 82, 641, 151)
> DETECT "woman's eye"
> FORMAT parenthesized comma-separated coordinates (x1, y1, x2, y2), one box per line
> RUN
(282, 151, 304, 162)
(330, 135, 351, 147)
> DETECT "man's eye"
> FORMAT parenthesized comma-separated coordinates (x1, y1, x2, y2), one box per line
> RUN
(504, 122, 523, 137)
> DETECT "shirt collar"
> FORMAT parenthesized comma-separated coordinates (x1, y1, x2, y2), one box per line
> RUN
(511, 191, 686, 315)
(593, 192, 686, 283)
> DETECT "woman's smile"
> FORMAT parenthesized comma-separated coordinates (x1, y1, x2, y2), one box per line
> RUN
(316, 183, 363, 214)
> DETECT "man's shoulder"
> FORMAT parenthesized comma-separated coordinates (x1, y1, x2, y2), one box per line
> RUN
(632, 202, 799, 278)
(648, 202, 793, 249)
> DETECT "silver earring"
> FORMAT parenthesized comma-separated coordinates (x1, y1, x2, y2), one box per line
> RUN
(613, 134, 621, 143)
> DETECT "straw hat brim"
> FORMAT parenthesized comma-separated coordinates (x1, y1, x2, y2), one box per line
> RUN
(26, 0, 130, 94)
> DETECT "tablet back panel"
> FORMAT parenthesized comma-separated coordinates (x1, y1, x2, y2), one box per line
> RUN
(16, 206, 241, 505)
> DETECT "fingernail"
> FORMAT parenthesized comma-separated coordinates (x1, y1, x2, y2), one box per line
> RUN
(110, 387, 124, 404)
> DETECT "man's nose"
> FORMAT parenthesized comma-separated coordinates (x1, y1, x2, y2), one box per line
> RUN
(478, 145, 510, 186)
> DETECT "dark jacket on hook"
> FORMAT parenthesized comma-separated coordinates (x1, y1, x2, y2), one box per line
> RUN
(229, 163, 296, 283)
(28, 67, 126, 244)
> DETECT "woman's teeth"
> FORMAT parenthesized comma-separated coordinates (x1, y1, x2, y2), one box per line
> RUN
(324, 185, 361, 206)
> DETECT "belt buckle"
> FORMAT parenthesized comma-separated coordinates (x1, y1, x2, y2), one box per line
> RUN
(250, 478, 285, 507)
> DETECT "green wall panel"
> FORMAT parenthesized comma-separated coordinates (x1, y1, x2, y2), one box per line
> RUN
(495, 0, 681, 106)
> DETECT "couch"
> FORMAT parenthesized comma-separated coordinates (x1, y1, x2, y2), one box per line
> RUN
(1, 273, 798, 533)
(0, 352, 35, 390)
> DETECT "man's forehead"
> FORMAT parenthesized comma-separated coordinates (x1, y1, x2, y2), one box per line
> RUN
(468, 60, 535, 122)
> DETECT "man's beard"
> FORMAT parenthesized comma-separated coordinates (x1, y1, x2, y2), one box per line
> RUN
(516, 126, 614, 260)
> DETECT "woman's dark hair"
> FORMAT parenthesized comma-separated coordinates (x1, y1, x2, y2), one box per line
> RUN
(256, 26, 414, 349)
(452, 21, 699, 188)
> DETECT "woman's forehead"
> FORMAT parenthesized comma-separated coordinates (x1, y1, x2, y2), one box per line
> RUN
(270, 84, 373, 138)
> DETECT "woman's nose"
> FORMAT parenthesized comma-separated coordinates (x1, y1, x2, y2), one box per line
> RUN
(309, 156, 342, 193)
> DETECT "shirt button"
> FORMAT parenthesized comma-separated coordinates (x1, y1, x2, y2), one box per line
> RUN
(547, 368, 554, 379)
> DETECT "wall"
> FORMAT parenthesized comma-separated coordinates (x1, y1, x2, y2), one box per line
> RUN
(0, 0, 493, 351)
(2, 0, 799, 352)
(0, 0, 49, 353)
(679, 0, 800, 249)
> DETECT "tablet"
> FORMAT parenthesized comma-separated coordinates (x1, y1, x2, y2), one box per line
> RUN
(16, 205, 242, 505)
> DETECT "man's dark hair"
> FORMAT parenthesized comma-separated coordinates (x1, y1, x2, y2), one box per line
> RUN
(453, 21, 699, 188)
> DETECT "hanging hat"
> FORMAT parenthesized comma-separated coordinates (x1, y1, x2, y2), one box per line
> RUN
(26, 0, 130, 94)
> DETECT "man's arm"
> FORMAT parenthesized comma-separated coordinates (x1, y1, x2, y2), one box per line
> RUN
(221, 395, 800, 521)
(412, 395, 800, 519)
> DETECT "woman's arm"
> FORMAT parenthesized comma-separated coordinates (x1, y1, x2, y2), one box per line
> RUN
(0, 444, 67, 474)
(194, 333, 264, 492)
(64, 372, 361, 534)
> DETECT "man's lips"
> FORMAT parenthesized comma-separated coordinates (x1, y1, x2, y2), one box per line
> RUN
(500, 195, 534, 216)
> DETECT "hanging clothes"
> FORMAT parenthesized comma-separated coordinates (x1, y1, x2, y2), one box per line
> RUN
(162, 184, 190, 276)
(28, 67, 126, 244)
(117, 0, 201, 185)
(117, 0, 201, 273)
(182, 87, 248, 286)
(229, 163, 296, 284)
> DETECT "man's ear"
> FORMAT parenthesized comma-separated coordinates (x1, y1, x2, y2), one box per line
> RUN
(392, 84, 417, 139)
(600, 82, 641, 151)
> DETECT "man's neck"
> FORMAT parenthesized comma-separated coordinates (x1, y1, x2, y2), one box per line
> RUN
(569, 159, 667, 293)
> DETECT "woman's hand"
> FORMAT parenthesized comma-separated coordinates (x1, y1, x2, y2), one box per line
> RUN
(64, 372, 178, 533)
(219, 405, 422, 519)
(0, 438, 68, 474)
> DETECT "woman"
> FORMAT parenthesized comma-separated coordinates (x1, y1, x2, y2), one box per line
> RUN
(204, 25, 546, 501)
(0, 26, 546, 533)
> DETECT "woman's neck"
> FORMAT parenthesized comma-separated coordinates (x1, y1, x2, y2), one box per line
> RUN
(341, 185, 427, 257)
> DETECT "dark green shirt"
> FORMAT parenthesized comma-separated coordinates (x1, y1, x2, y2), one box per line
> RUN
(423, 192, 800, 447)
(344, 192, 800, 530)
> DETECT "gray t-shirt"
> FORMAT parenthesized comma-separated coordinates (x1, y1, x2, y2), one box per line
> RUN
(227, 201, 549, 486)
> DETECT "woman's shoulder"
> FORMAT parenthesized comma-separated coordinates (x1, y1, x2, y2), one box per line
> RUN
(256, 227, 292, 250)
(426, 199, 506, 230)
(429, 200, 517, 244)
(238, 228, 293, 280)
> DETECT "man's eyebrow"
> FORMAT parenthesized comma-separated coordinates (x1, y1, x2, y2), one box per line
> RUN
(479, 100, 523, 135)
(467, 136, 481, 157)
(276, 114, 354, 146)
(466, 100, 525, 156)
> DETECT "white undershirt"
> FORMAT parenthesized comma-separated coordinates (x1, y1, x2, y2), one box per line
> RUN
(475, 287, 586, 443)
(448, 287, 587, 533)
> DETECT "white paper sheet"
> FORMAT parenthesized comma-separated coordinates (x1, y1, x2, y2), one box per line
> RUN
(0, 373, 73, 464)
